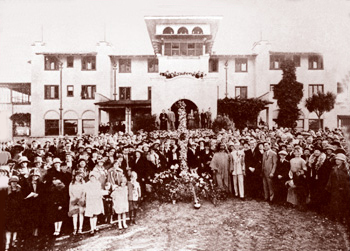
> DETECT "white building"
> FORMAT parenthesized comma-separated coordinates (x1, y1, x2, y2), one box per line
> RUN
(1, 16, 349, 140)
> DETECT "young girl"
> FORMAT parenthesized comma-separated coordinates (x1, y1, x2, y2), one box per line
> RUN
(84, 171, 107, 234)
(111, 176, 129, 229)
(5, 176, 23, 250)
(68, 171, 86, 235)
(128, 171, 141, 224)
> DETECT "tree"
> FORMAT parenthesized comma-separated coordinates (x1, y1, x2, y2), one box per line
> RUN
(305, 91, 336, 130)
(218, 97, 271, 129)
(212, 115, 234, 133)
(274, 60, 304, 128)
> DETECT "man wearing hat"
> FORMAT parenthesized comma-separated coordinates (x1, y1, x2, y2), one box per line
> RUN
(273, 150, 290, 204)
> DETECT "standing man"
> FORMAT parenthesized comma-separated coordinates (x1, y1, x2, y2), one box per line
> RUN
(262, 142, 277, 202)
(244, 139, 260, 199)
(200, 109, 207, 128)
(206, 107, 212, 129)
(159, 109, 168, 131)
(167, 108, 176, 131)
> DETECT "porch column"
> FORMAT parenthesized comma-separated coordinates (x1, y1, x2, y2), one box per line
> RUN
(125, 107, 132, 133)
(95, 106, 101, 135)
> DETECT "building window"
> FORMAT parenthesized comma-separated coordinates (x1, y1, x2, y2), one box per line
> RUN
(235, 86, 248, 99)
(119, 59, 131, 73)
(164, 42, 203, 56)
(308, 55, 323, 70)
(44, 85, 59, 99)
(270, 84, 277, 99)
(192, 27, 203, 34)
(148, 86, 151, 100)
(67, 85, 74, 97)
(148, 58, 158, 73)
(67, 56, 74, 68)
(309, 119, 323, 130)
(270, 55, 284, 70)
(163, 27, 174, 34)
(119, 87, 131, 100)
(308, 84, 324, 97)
(209, 58, 219, 72)
(45, 56, 59, 70)
(292, 55, 301, 67)
(81, 85, 96, 99)
(64, 120, 78, 136)
(178, 27, 188, 34)
(82, 119, 95, 135)
(81, 56, 96, 70)
(45, 119, 59, 136)
(235, 58, 248, 72)
(337, 82, 343, 94)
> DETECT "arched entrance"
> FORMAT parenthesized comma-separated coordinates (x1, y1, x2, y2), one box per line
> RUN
(171, 99, 198, 129)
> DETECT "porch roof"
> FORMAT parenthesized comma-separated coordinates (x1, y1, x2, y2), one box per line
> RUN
(95, 99, 151, 108)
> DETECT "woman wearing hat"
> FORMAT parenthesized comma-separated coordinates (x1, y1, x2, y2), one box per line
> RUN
(5, 176, 23, 250)
(92, 157, 108, 189)
(22, 168, 45, 237)
(68, 171, 86, 235)
(326, 153, 350, 224)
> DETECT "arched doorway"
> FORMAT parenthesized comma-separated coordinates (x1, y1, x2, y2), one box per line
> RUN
(171, 99, 198, 129)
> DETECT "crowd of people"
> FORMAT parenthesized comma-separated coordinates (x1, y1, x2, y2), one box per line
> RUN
(1, 126, 350, 250)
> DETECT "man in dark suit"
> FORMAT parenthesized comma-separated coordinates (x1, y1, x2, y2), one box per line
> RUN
(200, 109, 207, 128)
(187, 142, 199, 170)
(159, 110, 168, 130)
(274, 150, 290, 204)
(262, 142, 278, 202)
(244, 139, 260, 199)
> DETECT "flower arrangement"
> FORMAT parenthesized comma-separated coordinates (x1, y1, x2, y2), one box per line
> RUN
(160, 71, 206, 79)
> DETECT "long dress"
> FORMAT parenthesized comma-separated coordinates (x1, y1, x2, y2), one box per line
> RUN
(5, 185, 23, 232)
(287, 157, 307, 206)
(84, 181, 105, 217)
(68, 182, 86, 216)
(111, 185, 129, 214)
(210, 151, 233, 193)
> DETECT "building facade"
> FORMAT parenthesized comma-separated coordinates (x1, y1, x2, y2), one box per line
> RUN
(1, 16, 349, 140)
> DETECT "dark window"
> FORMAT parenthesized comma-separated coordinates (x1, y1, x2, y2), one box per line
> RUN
(82, 119, 95, 135)
(164, 42, 202, 56)
(209, 58, 219, 72)
(178, 27, 188, 34)
(119, 59, 131, 73)
(163, 27, 174, 34)
(64, 120, 78, 136)
(164, 43, 171, 56)
(337, 82, 343, 94)
(235, 86, 248, 99)
(148, 86, 151, 100)
(171, 43, 180, 56)
(45, 120, 59, 136)
(67, 85, 74, 97)
(119, 87, 131, 100)
(67, 56, 74, 68)
(270, 84, 277, 99)
(308, 55, 323, 70)
(270, 55, 284, 70)
(81, 56, 96, 70)
(148, 58, 158, 73)
(11, 84, 31, 104)
(308, 84, 324, 97)
(235, 58, 248, 72)
(292, 55, 300, 67)
(192, 27, 203, 34)
(45, 56, 59, 70)
(309, 119, 323, 130)
(81, 85, 96, 99)
(44, 85, 59, 99)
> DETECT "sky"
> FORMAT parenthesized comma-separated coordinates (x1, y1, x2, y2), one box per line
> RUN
(0, 0, 349, 82)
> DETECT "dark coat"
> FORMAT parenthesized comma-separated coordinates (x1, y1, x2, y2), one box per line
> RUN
(46, 183, 68, 223)
(5, 186, 24, 231)
(187, 148, 198, 169)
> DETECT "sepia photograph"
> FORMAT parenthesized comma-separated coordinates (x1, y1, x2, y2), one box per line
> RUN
(0, 0, 350, 250)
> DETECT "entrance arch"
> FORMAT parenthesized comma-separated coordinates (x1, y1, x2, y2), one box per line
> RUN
(171, 99, 198, 129)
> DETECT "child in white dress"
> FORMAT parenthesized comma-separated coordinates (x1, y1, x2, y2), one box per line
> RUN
(128, 171, 141, 224)
(111, 176, 129, 229)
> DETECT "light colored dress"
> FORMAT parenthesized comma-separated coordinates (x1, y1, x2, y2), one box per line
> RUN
(68, 182, 86, 216)
(111, 185, 129, 214)
(84, 180, 105, 217)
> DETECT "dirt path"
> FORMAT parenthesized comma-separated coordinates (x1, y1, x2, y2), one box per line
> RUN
(51, 199, 349, 250)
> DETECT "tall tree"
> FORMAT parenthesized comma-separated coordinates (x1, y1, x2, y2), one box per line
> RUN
(274, 60, 303, 128)
(305, 91, 336, 129)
